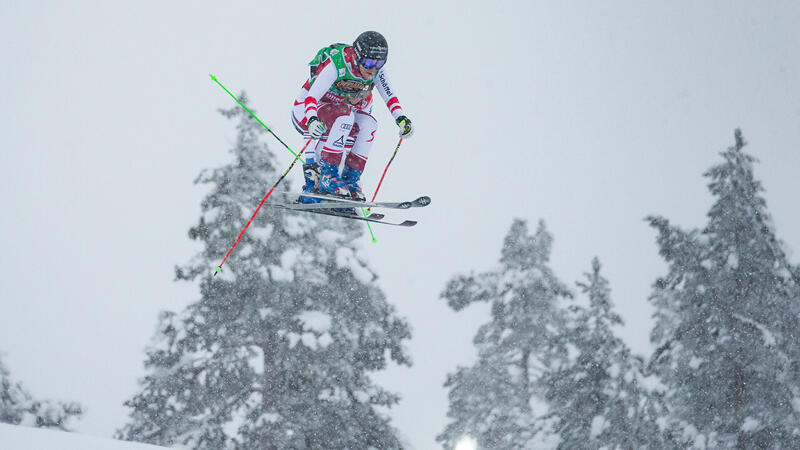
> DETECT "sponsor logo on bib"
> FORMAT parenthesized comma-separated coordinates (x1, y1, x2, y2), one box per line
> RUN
(335, 79, 371, 94)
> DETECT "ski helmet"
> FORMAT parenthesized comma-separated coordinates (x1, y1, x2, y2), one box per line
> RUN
(353, 31, 388, 67)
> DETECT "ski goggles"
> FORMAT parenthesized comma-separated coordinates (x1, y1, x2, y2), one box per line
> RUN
(359, 57, 385, 70)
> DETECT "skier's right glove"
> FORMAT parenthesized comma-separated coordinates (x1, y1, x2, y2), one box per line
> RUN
(307, 116, 327, 140)
(396, 116, 414, 138)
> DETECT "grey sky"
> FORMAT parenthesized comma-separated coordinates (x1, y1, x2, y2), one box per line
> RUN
(1, 1, 799, 448)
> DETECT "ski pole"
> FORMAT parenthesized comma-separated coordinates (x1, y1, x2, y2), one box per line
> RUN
(210, 74, 299, 157)
(359, 208, 378, 243)
(360, 137, 403, 241)
(372, 137, 403, 202)
(367, 137, 404, 213)
(361, 138, 403, 240)
(210, 73, 314, 274)
(215, 138, 313, 276)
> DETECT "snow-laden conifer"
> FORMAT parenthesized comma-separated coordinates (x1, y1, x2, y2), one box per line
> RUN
(117, 94, 411, 449)
(647, 129, 800, 448)
(540, 258, 668, 449)
(437, 219, 572, 449)
(0, 353, 82, 430)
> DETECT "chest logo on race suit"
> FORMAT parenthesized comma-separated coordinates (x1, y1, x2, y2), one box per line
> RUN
(335, 79, 371, 94)
(339, 68, 346, 76)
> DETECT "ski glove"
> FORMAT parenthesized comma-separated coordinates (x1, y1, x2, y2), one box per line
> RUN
(307, 116, 327, 140)
(396, 116, 414, 138)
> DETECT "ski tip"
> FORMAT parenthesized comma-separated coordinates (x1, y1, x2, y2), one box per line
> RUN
(414, 196, 432, 207)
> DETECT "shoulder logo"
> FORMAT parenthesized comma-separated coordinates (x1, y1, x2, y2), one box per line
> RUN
(331, 49, 339, 55)
(378, 72, 392, 96)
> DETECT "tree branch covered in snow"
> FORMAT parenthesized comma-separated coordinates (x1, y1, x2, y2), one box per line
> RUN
(0, 354, 83, 431)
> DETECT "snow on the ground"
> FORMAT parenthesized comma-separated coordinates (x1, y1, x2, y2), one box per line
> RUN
(0, 423, 168, 450)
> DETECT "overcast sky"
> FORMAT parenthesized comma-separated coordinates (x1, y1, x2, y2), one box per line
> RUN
(2, 1, 799, 448)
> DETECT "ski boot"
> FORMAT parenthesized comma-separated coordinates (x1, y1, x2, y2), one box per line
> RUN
(318, 160, 354, 213)
(341, 166, 366, 202)
(298, 161, 323, 204)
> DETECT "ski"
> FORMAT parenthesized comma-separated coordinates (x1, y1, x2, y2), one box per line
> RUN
(272, 204, 416, 227)
(270, 201, 402, 211)
(309, 209, 416, 226)
(271, 192, 431, 210)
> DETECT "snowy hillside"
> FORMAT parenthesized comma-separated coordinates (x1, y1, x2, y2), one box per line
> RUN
(0, 424, 167, 450)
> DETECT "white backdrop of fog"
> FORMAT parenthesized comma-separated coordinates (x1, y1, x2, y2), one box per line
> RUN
(1, 1, 799, 448)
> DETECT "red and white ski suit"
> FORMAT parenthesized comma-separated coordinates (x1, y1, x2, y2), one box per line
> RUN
(291, 46, 407, 171)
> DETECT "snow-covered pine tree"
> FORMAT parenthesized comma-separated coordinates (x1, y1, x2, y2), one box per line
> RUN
(0, 353, 82, 430)
(117, 94, 411, 449)
(437, 219, 573, 449)
(539, 258, 667, 449)
(647, 129, 800, 448)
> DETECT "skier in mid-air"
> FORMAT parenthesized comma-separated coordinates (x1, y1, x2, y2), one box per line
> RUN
(291, 31, 414, 203)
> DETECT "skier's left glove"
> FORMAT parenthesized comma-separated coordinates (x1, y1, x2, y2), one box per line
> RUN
(396, 116, 414, 139)
(307, 116, 327, 140)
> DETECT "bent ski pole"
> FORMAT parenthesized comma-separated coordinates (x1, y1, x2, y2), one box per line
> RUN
(214, 138, 313, 276)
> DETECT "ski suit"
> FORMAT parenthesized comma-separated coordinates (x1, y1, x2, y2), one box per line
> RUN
(291, 43, 407, 171)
